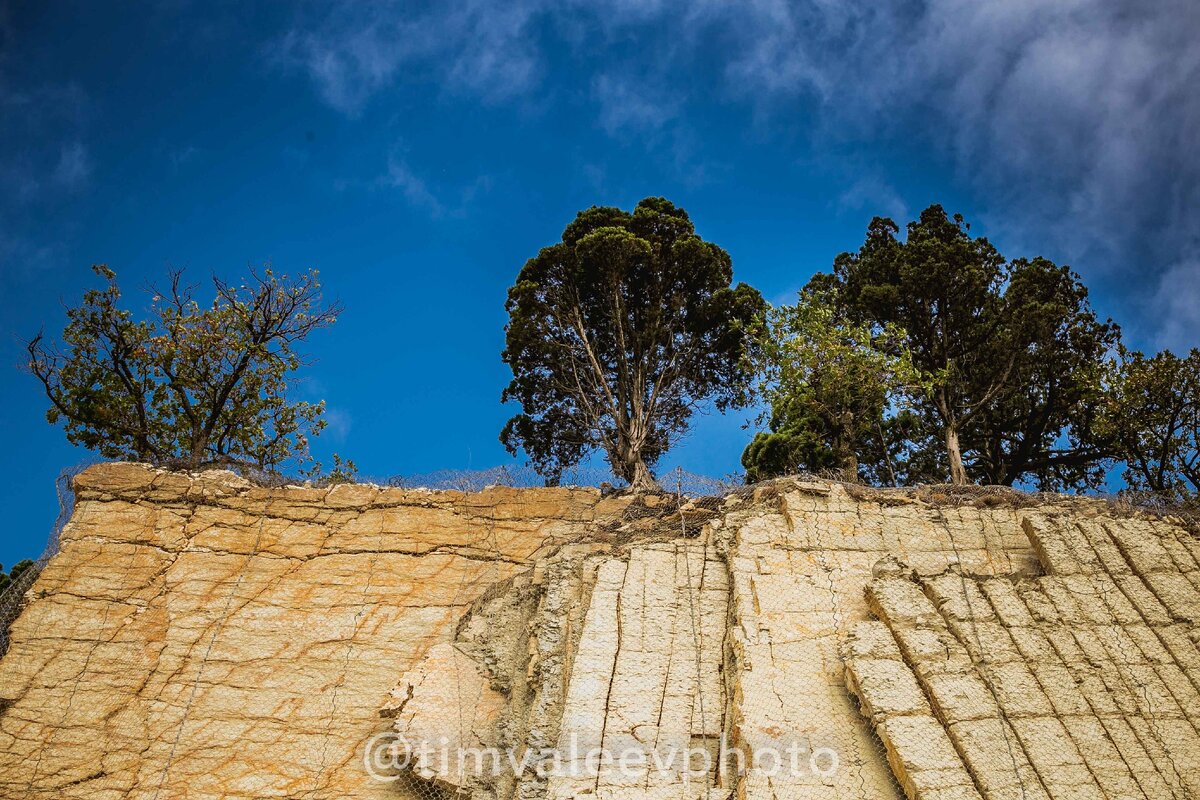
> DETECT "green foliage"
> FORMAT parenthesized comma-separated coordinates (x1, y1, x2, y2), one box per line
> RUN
(0, 560, 35, 594)
(814, 205, 1118, 488)
(742, 286, 923, 484)
(963, 256, 1119, 490)
(301, 452, 360, 485)
(501, 197, 766, 489)
(27, 265, 341, 473)
(1104, 347, 1200, 502)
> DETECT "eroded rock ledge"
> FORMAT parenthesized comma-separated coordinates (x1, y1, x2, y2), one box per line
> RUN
(0, 463, 1195, 799)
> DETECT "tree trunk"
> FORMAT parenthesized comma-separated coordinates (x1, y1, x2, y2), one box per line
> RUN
(876, 422, 899, 488)
(611, 437, 660, 493)
(629, 458, 658, 493)
(835, 411, 858, 482)
(189, 438, 208, 467)
(945, 425, 968, 485)
(616, 420, 659, 493)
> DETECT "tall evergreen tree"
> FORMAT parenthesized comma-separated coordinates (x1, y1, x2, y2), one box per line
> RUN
(814, 205, 1118, 487)
(501, 198, 765, 489)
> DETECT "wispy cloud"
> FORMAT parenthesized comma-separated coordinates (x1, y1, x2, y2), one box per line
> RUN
(0, 76, 92, 274)
(1, 82, 92, 201)
(2, 139, 91, 202)
(277, 0, 546, 116)
(379, 153, 445, 216)
(0, 231, 67, 278)
(589, 71, 714, 185)
(50, 140, 91, 190)
(336, 145, 492, 219)
(837, 176, 908, 223)
(1150, 260, 1200, 353)
(322, 407, 353, 442)
(168, 144, 201, 171)
(591, 73, 679, 138)
(279, 0, 1200, 347)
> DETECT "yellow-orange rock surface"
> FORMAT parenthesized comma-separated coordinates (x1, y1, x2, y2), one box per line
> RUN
(0, 463, 1196, 800)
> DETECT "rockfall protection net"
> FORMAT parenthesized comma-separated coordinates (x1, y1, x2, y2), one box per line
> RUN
(354, 466, 909, 800)
(3, 459, 1198, 799)
(0, 459, 98, 658)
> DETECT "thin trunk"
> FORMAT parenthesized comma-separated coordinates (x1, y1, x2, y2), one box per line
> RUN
(835, 411, 858, 482)
(876, 421, 898, 488)
(840, 452, 859, 483)
(945, 425, 968, 485)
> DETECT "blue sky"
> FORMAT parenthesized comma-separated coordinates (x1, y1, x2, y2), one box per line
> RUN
(2, 1, 1198, 565)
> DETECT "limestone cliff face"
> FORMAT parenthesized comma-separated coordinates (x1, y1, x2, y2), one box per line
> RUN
(0, 464, 1196, 800)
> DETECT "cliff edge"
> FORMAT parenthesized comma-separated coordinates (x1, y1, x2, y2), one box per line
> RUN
(0, 463, 1196, 799)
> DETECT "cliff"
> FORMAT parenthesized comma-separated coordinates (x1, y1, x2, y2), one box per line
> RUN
(0, 463, 1196, 799)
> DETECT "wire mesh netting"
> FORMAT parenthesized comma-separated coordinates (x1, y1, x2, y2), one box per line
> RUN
(0, 460, 97, 658)
(382, 463, 745, 498)
(1, 458, 1197, 799)
(349, 467, 914, 800)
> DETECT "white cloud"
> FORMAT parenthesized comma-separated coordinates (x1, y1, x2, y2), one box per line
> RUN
(50, 141, 91, 190)
(1150, 260, 1200, 354)
(322, 407, 353, 442)
(352, 146, 492, 219)
(591, 73, 678, 137)
(0, 83, 92, 201)
(0, 77, 91, 275)
(277, 0, 546, 116)
(280, 0, 1200, 345)
(169, 145, 201, 170)
(379, 154, 445, 216)
(837, 176, 907, 222)
(0, 231, 66, 277)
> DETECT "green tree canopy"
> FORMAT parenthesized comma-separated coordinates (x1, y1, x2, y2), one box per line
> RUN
(962, 256, 1119, 489)
(0, 560, 35, 595)
(27, 265, 340, 472)
(1103, 347, 1200, 502)
(501, 197, 765, 490)
(741, 286, 923, 484)
(811, 205, 1118, 488)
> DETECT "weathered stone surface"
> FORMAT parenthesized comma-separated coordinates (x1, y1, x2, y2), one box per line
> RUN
(844, 622, 982, 800)
(857, 509, 1200, 800)
(381, 643, 506, 792)
(542, 542, 727, 799)
(0, 464, 604, 799)
(0, 463, 1196, 800)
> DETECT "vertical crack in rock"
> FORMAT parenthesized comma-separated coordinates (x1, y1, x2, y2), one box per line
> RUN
(2, 463, 1198, 800)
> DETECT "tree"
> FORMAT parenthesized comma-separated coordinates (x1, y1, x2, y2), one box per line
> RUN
(301, 452, 360, 485)
(1104, 347, 1200, 502)
(822, 205, 1117, 487)
(741, 286, 922, 484)
(962, 257, 1119, 490)
(27, 265, 340, 472)
(0, 560, 35, 594)
(501, 197, 765, 490)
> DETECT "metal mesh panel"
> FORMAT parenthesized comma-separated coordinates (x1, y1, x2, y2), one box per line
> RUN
(2, 460, 1197, 799)
(0, 459, 98, 658)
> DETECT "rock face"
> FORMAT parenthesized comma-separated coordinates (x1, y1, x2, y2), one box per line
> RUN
(847, 513, 1200, 800)
(0, 463, 1196, 800)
